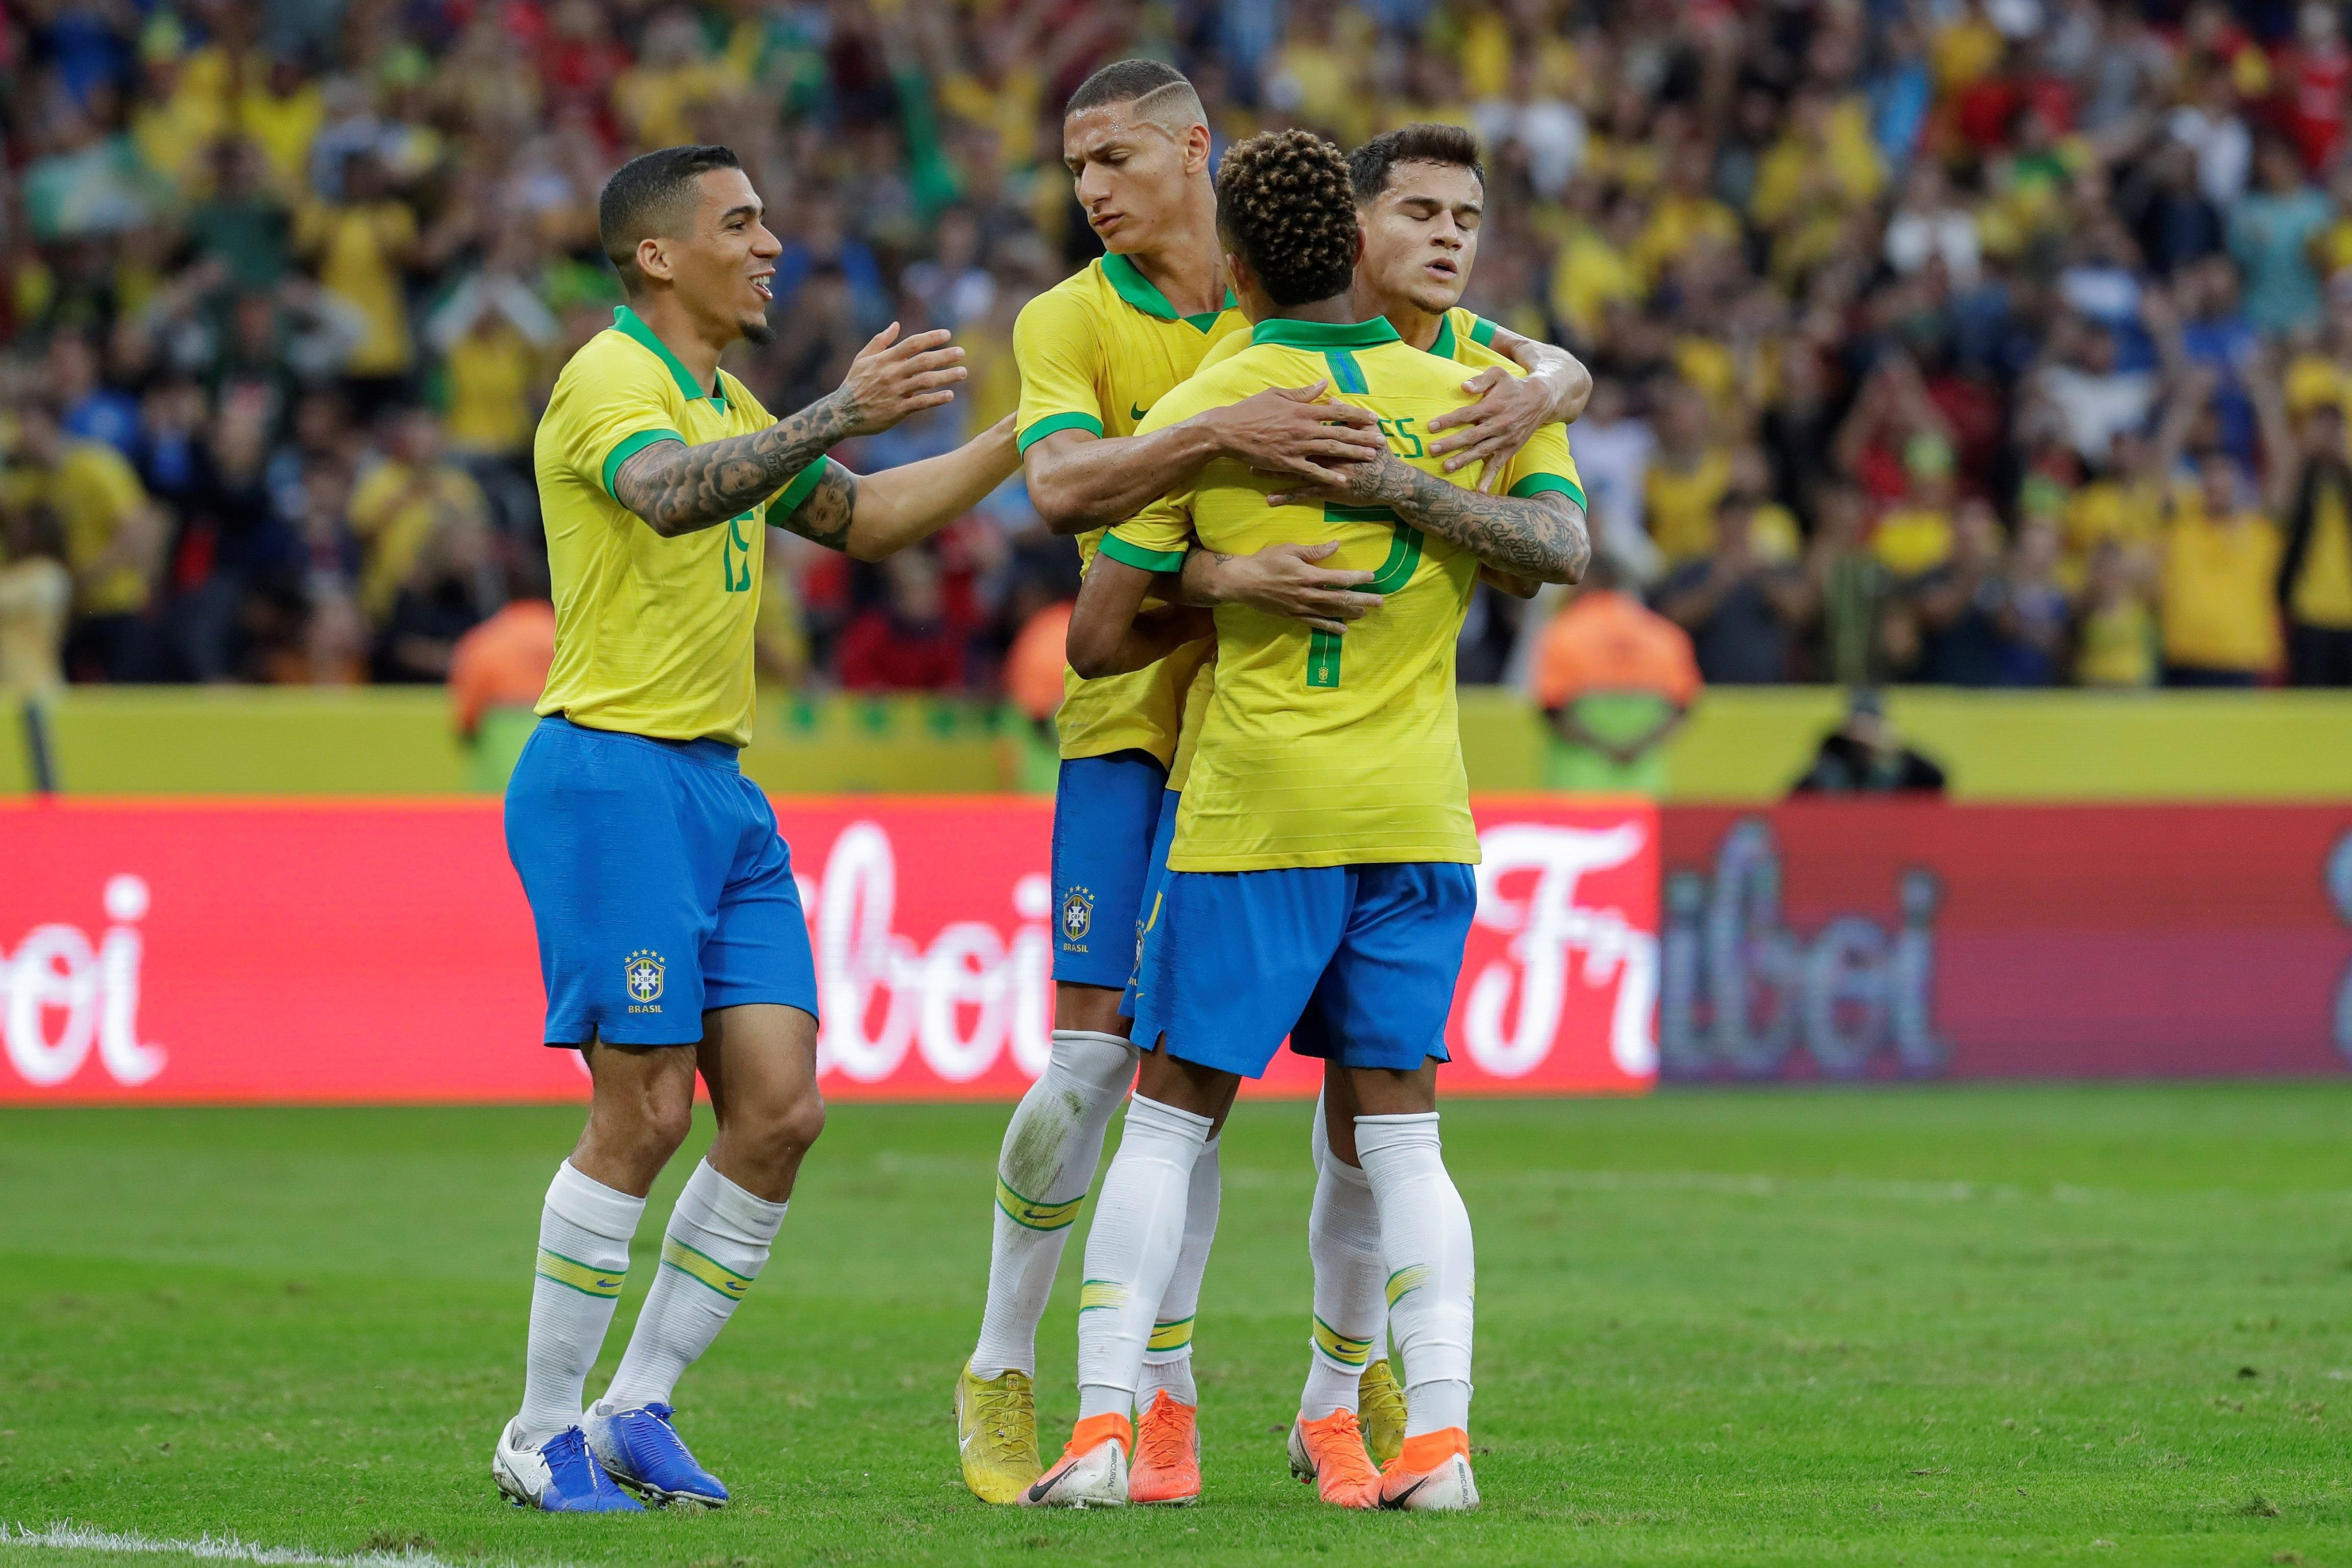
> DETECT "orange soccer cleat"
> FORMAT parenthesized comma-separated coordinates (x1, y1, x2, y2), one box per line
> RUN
(1022, 1413, 1131, 1508)
(1127, 1389, 1201, 1505)
(1378, 1427, 1479, 1511)
(1285, 1409, 1382, 1509)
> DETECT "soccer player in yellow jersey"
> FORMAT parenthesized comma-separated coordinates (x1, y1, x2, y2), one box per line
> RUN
(958, 58, 1398, 1510)
(1028, 130, 1588, 1512)
(1180, 122, 1594, 1477)
(492, 144, 1019, 1513)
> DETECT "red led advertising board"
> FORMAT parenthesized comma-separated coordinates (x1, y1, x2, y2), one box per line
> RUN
(1659, 803, 2352, 1080)
(0, 797, 1658, 1105)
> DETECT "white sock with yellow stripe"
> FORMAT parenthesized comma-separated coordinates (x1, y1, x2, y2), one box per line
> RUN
(970, 1029, 1135, 1380)
(603, 1161, 786, 1412)
(1301, 1135, 1384, 1420)
(1136, 1134, 1218, 1407)
(1356, 1112, 1475, 1438)
(1075, 1095, 1213, 1423)
(516, 1161, 644, 1447)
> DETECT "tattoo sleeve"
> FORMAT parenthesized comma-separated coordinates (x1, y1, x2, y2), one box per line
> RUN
(612, 387, 861, 536)
(1368, 458, 1590, 583)
(769, 460, 857, 552)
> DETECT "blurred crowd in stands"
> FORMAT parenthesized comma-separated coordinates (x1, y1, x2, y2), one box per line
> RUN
(6, 0, 2352, 711)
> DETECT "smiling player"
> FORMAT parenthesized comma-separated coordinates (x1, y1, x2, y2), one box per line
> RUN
(491, 143, 1018, 1514)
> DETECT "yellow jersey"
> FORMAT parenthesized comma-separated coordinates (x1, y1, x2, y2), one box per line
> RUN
(1195, 305, 1511, 377)
(2, 441, 153, 616)
(1014, 253, 1247, 766)
(533, 305, 827, 747)
(1107, 316, 1581, 872)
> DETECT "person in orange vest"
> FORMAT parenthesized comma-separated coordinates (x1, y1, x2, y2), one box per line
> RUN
(448, 581, 556, 790)
(1531, 554, 1701, 795)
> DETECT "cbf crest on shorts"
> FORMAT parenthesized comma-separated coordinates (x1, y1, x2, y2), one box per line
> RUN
(626, 949, 666, 1012)
(1060, 886, 1094, 948)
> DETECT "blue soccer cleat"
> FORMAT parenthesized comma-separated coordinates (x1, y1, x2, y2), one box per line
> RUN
(586, 1401, 730, 1507)
(492, 1420, 643, 1512)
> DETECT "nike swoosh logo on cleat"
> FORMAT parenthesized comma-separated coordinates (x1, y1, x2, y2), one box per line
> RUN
(1386, 1477, 1431, 1509)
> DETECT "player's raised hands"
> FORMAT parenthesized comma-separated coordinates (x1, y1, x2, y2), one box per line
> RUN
(1182, 540, 1381, 637)
(1425, 366, 1551, 493)
(836, 323, 967, 436)
(1207, 379, 1386, 486)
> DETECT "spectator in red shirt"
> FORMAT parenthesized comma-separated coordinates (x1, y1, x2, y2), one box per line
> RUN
(836, 549, 968, 692)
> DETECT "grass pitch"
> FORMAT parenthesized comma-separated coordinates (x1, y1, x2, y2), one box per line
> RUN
(2, 1086, 2349, 1567)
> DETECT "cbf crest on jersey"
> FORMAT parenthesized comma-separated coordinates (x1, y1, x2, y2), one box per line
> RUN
(625, 949, 666, 1008)
(1060, 886, 1094, 947)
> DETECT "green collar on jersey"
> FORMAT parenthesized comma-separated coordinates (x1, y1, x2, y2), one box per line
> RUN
(612, 306, 727, 413)
(1100, 252, 1234, 333)
(1431, 310, 1458, 358)
(1250, 316, 1402, 350)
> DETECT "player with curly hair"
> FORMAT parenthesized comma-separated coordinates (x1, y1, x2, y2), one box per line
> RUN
(1025, 129, 1590, 1512)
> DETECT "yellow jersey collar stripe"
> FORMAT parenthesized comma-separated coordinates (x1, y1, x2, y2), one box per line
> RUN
(1510, 472, 1586, 510)
(1250, 316, 1401, 350)
(1100, 533, 1188, 573)
(1016, 409, 1104, 454)
(612, 305, 727, 412)
(1101, 252, 1235, 333)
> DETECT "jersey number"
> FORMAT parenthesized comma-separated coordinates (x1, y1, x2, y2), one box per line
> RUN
(1377, 416, 1424, 457)
(1305, 504, 1423, 690)
(722, 514, 754, 593)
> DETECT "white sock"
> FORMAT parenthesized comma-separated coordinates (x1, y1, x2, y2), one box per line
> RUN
(1137, 1134, 1218, 1408)
(516, 1161, 644, 1446)
(971, 1029, 1136, 1379)
(1074, 1095, 1212, 1422)
(602, 1160, 787, 1412)
(1301, 1138, 1384, 1420)
(1356, 1112, 1475, 1438)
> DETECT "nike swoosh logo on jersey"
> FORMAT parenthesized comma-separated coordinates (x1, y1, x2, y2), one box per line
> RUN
(1129, 403, 1150, 421)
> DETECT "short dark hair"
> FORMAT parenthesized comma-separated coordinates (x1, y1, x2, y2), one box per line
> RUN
(1215, 129, 1358, 309)
(1347, 123, 1486, 203)
(599, 144, 742, 293)
(1066, 58, 1195, 117)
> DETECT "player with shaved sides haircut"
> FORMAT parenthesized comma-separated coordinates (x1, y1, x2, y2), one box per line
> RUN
(490, 142, 1019, 1513)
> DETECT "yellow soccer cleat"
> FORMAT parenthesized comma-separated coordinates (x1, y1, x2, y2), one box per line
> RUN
(954, 1362, 1041, 1504)
(1357, 1359, 1407, 1469)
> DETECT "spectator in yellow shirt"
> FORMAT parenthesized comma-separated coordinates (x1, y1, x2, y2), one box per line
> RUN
(2160, 453, 2283, 684)
(1635, 140, 1743, 285)
(299, 151, 419, 410)
(4, 403, 165, 680)
(0, 500, 73, 694)
(348, 408, 491, 628)
(2074, 538, 2160, 687)
(2258, 364, 2352, 684)
(1644, 383, 1731, 567)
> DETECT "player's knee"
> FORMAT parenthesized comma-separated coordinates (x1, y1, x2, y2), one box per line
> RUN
(731, 1090, 825, 1172)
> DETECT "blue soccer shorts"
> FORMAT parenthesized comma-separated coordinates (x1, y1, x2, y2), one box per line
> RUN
(1050, 750, 1170, 989)
(1119, 787, 1182, 1018)
(504, 716, 818, 1047)
(1128, 860, 1476, 1079)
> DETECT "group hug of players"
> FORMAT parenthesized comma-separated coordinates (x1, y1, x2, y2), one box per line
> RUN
(489, 56, 1589, 1520)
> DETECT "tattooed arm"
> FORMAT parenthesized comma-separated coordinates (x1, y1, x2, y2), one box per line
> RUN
(612, 323, 967, 537)
(770, 416, 1020, 560)
(1279, 451, 1589, 584)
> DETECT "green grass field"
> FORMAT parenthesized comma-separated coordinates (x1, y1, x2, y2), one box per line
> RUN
(2, 1086, 2349, 1567)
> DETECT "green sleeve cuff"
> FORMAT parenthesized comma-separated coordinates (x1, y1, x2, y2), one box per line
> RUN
(1468, 315, 1501, 347)
(765, 459, 830, 523)
(1510, 473, 1587, 509)
(1098, 532, 1190, 573)
(1017, 411, 1104, 453)
(601, 428, 684, 497)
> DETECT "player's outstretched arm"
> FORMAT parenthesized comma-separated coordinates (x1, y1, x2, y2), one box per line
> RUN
(771, 416, 1019, 561)
(1066, 556, 1214, 680)
(1024, 382, 1386, 536)
(1423, 330, 1593, 493)
(613, 325, 967, 537)
(1277, 452, 1589, 584)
